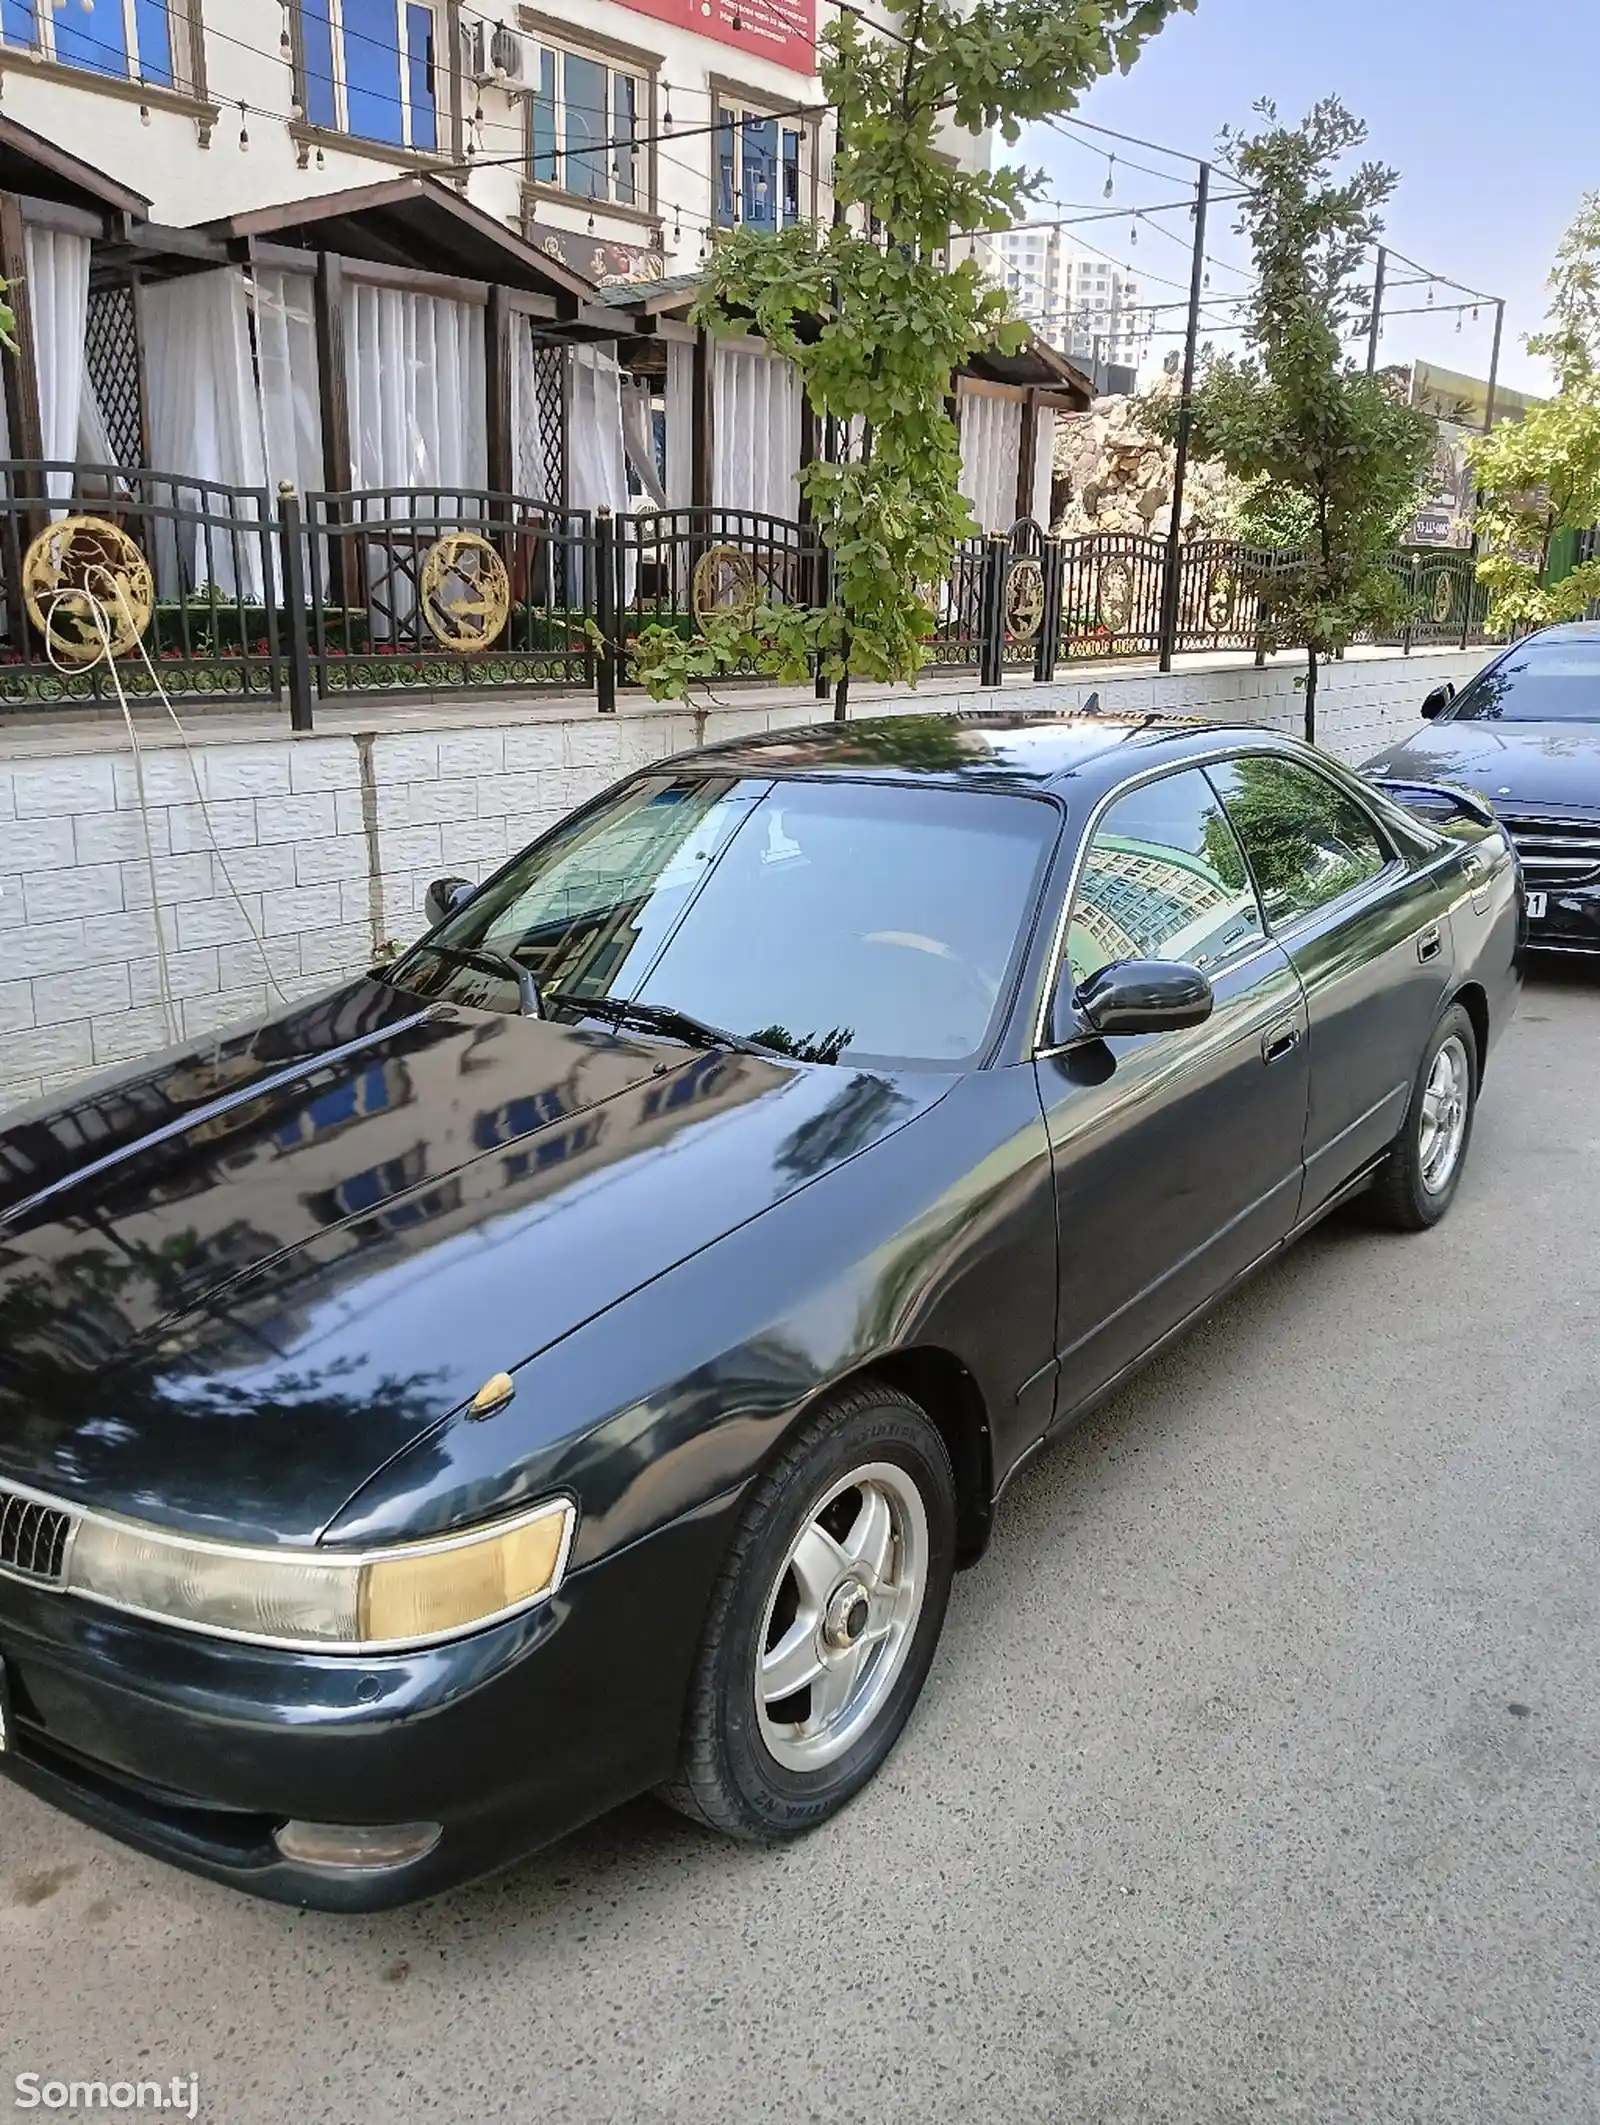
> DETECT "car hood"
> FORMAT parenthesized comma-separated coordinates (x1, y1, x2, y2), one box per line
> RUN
(0, 979, 946, 1543)
(1367, 720, 1600, 814)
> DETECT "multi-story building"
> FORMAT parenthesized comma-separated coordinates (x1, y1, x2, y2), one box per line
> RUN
(0, 0, 1082, 611)
(991, 221, 1145, 376)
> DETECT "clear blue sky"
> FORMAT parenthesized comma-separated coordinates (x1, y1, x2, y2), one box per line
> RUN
(1019, 0, 1596, 397)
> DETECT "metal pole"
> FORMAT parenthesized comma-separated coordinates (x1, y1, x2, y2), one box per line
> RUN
(1483, 300, 1505, 432)
(277, 484, 315, 733)
(1157, 160, 1209, 674)
(1365, 247, 1386, 376)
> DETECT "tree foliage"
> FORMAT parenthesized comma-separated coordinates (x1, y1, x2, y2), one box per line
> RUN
(1469, 194, 1600, 634)
(630, 0, 1193, 711)
(1154, 99, 1434, 741)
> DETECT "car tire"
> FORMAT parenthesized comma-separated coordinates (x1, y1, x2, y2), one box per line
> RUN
(659, 1380, 957, 1842)
(1366, 1002, 1479, 1232)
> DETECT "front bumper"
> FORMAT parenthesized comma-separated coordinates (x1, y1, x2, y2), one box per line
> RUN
(0, 1489, 741, 1910)
(1525, 881, 1600, 954)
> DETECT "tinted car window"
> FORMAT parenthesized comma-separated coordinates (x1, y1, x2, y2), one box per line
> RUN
(1067, 767, 1266, 985)
(391, 774, 1059, 1069)
(1449, 640, 1600, 722)
(1206, 756, 1390, 926)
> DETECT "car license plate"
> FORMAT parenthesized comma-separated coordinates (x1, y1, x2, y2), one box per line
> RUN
(1526, 891, 1547, 921)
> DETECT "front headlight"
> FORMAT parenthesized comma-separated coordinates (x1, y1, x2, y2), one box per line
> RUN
(65, 1498, 575, 1652)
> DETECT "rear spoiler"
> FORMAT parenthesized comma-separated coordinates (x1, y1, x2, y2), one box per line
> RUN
(1363, 775, 1498, 830)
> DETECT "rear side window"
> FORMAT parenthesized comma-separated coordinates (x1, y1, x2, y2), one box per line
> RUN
(1206, 756, 1390, 927)
(1067, 767, 1267, 985)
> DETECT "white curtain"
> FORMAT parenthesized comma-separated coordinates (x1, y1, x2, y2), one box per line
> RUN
(25, 228, 91, 501)
(567, 344, 629, 519)
(958, 390, 1024, 534)
(344, 282, 486, 495)
(508, 312, 562, 501)
(1032, 408, 1055, 528)
(621, 379, 666, 509)
(249, 268, 324, 501)
(665, 340, 696, 509)
(143, 269, 269, 599)
(713, 342, 801, 518)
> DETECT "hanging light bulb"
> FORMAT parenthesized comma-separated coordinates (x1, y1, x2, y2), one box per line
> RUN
(587, 212, 595, 234)
(672, 208, 682, 245)
(1103, 155, 1115, 200)
(1427, 282, 1435, 305)
(238, 100, 250, 152)
(290, 98, 303, 118)
(139, 102, 151, 125)
(1472, 304, 1480, 323)
(280, 24, 291, 53)
(315, 146, 325, 170)
(1202, 269, 1210, 288)
(1128, 214, 1138, 245)
(1455, 313, 1462, 334)
(662, 82, 673, 132)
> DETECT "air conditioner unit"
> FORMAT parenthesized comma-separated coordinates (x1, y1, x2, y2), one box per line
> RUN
(463, 20, 527, 84)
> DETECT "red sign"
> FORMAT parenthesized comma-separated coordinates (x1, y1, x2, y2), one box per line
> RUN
(626, 0, 817, 77)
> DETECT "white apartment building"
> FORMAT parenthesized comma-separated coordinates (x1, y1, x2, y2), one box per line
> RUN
(992, 222, 1145, 372)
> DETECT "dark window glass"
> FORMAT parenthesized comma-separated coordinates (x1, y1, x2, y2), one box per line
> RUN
(529, 46, 557, 182)
(781, 126, 802, 223)
(715, 108, 737, 224)
(134, 0, 173, 85)
(0, 0, 37, 53)
(342, 0, 404, 145)
(393, 774, 1057, 1068)
(1448, 640, 1600, 723)
(613, 71, 638, 204)
(1068, 767, 1265, 986)
(406, 3, 436, 150)
(301, 0, 338, 128)
(1207, 756, 1390, 927)
(55, 0, 127, 74)
(563, 52, 609, 200)
(741, 115, 778, 228)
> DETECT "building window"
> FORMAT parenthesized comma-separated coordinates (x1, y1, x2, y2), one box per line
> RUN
(298, 0, 438, 152)
(714, 97, 807, 231)
(1, 0, 193, 89)
(525, 39, 645, 206)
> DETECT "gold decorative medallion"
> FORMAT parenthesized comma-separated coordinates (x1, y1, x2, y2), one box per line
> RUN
(1004, 556, 1046, 641)
(22, 515, 154, 663)
(1430, 570, 1455, 624)
(1096, 558, 1135, 635)
(691, 543, 758, 628)
(419, 531, 511, 652)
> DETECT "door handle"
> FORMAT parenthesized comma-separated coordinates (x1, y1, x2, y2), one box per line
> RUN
(1417, 925, 1443, 963)
(1261, 1021, 1300, 1065)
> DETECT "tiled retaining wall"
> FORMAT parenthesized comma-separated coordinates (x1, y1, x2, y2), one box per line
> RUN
(0, 647, 1489, 1113)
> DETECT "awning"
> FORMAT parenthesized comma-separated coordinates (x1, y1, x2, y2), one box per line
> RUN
(201, 175, 600, 310)
(0, 112, 149, 221)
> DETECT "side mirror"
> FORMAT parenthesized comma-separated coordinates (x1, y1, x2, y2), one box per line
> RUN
(1421, 680, 1455, 721)
(1058, 958, 1215, 1043)
(424, 875, 476, 928)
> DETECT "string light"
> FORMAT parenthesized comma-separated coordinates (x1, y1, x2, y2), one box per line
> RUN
(1103, 154, 1115, 200)
(662, 81, 674, 132)
(237, 99, 249, 152)
(1427, 282, 1435, 305)
(139, 102, 151, 125)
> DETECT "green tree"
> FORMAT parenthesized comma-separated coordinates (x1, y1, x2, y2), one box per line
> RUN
(1156, 99, 1434, 743)
(1469, 195, 1600, 633)
(631, 0, 1193, 716)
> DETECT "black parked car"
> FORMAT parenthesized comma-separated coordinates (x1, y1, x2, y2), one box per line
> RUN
(1365, 620, 1600, 954)
(0, 714, 1519, 1908)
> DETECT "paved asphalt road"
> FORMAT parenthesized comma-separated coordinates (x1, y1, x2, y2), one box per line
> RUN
(3, 967, 1597, 2125)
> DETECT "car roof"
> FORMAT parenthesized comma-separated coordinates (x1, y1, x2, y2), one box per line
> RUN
(660, 710, 1304, 797)
(1518, 619, 1600, 644)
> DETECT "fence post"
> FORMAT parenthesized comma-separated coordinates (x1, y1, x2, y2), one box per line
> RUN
(979, 532, 1008, 688)
(813, 531, 832, 701)
(1034, 537, 1063, 684)
(593, 505, 617, 714)
(276, 483, 315, 733)
(1459, 552, 1474, 650)
(1402, 553, 1418, 656)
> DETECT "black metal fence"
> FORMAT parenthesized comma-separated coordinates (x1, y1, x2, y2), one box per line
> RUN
(0, 464, 1504, 723)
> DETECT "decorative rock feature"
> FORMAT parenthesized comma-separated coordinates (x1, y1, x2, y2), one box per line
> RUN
(1051, 377, 1240, 542)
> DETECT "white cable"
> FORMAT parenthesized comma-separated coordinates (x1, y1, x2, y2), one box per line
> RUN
(38, 568, 293, 1034)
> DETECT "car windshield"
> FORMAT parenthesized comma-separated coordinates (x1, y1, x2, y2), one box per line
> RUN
(1449, 641, 1600, 722)
(388, 773, 1059, 1068)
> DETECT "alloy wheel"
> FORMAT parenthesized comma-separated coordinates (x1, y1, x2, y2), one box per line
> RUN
(1418, 1032, 1470, 1194)
(754, 1462, 928, 1773)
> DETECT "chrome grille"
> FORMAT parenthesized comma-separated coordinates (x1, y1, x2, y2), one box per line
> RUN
(1499, 815, 1600, 888)
(0, 1487, 74, 1585)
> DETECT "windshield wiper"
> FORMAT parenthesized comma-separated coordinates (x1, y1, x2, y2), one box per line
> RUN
(546, 992, 773, 1057)
(403, 942, 544, 1017)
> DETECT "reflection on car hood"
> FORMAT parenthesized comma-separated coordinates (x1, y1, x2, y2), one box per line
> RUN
(1367, 720, 1600, 813)
(0, 979, 945, 1542)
